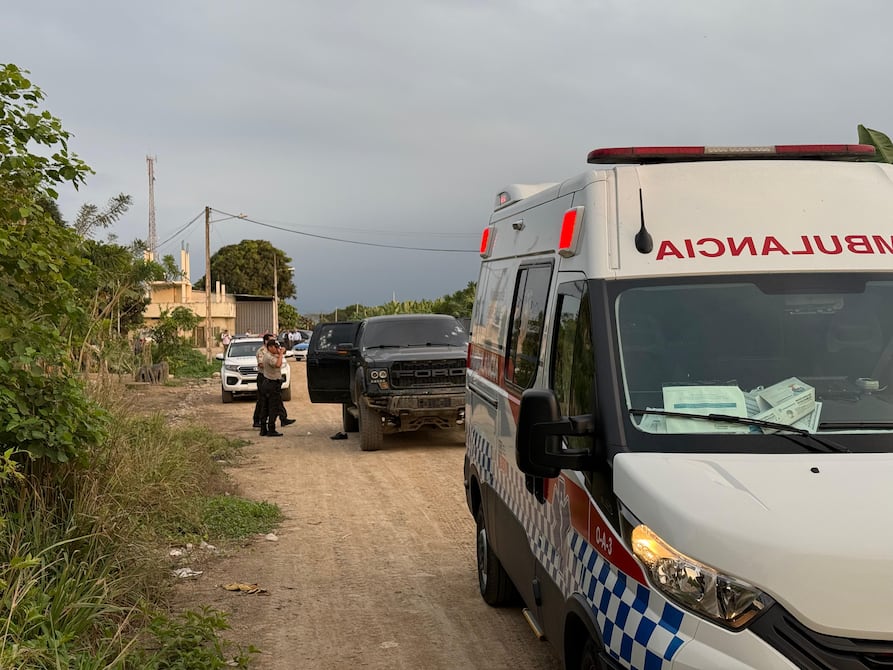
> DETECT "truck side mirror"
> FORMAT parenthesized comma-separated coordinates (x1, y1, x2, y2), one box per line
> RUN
(516, 389, 597, 477)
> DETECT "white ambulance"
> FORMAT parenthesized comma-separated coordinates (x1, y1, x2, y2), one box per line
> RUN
(464, 144, 893, 670)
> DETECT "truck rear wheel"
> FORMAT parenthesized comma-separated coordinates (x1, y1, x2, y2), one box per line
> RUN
(281, 386, 292, 402)
(359, 403, 383, 451)
(342, 404, 359, 433)
(475, 507, 516, 606)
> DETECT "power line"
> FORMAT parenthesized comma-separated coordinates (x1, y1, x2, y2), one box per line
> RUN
(248, 217, 478, 239)
(155, 210, 205, 251)
(210, 208, 477, 253)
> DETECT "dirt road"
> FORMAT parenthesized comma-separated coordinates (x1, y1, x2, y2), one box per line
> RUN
(169, 362, 562, 670)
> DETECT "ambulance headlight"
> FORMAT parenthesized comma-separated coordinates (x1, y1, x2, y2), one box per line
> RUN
(631, 525, 768, 629)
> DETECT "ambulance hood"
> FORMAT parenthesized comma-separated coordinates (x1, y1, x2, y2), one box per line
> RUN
(613, 451, 893, 639)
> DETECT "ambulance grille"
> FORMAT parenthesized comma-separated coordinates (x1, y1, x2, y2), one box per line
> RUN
(389, 359, 466, 389)
(751, 606, 893, 669)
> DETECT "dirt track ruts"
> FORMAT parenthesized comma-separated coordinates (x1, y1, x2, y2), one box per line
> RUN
(163, 361, 562, 670)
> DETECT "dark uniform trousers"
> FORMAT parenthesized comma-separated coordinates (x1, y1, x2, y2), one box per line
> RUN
(253, 376, 288, 426)
(258, 376, 285, 433)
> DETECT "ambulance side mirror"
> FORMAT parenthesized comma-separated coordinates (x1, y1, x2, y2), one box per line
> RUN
(517, 389, 596, 477)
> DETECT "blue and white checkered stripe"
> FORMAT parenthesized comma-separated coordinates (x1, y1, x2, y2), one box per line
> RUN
(572, 532, 688, 669)
(469, 427, 691, 668)
(469, 427, 573, 595)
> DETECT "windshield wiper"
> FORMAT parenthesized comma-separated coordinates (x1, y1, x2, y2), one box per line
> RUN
(818, 421, 893, 430)
(628, 408, 850, 453)
(364, 345, 402, 349)
(403, 342, 456, 347)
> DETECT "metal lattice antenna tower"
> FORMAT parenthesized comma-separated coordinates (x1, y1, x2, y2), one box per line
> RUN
(147, 155, 157, 259)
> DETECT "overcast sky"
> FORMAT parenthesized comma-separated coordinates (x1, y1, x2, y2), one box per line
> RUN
(5, 0, 893, 313)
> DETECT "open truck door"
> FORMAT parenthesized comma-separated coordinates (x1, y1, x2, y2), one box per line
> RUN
(306, 321, 360, 404)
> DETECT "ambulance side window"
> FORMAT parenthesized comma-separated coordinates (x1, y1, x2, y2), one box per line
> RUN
(505, 263, 552, 389)
(551, 281, 595, 452)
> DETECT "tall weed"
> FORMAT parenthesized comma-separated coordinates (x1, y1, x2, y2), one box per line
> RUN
(0, 388, 255, 667)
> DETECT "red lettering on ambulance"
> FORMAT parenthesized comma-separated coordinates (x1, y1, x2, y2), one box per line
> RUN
(655, 234, 888, 260)
(791, 235, 814, 255)
(727, 237, 756, 257)
(873, 235, 893, 254)
(845, 235, 873, 254)
(656, 240, 684, 260)
(814, 235, 843, 255)
(696, 238, 724, 257)
(761, 236, 789, 255)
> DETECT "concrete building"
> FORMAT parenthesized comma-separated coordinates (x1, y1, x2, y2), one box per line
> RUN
(143, 247, 274, 345)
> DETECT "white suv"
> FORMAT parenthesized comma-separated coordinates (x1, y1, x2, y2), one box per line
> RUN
(216, 337, 293, 403)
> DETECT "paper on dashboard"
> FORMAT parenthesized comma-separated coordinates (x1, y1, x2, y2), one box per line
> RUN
(662, 385, 750, 434)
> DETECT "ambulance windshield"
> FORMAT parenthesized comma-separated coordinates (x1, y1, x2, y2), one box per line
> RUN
(617, 277, 893, 435)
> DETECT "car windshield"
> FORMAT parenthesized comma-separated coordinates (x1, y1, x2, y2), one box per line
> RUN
(362, 318, 466, 348)
(227, 342, 261, 358)
(617, 276, 893, 435)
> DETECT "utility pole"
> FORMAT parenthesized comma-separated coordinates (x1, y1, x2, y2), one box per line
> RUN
(205, 206, 212, 361)
(146, 156, 157, 260)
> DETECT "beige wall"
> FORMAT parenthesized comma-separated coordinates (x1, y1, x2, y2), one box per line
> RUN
(143, 282, 237, 342)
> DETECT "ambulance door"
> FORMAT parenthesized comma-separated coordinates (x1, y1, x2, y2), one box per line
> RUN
(496, 261, 554, 608)
(306, 321, 360, 403)
(534, 276, 596, 644)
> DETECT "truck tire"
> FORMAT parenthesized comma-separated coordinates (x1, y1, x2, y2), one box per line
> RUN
(342, 404, 359, 433)
(476, 506, 516, 606)
(281, 386, 292, 402)
(359, 402, 383, 451)
(221, 388, 233, 404)
(579, 637, 608, 670)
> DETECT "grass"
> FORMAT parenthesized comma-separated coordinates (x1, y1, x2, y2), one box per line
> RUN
(0, 387, 279, 667)
(202, 496, 282, 540)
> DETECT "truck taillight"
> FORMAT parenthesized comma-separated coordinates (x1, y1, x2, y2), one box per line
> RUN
(558, 207, 584, 258)
(587, 144, 876, 164)
(480, 226, 495, 258)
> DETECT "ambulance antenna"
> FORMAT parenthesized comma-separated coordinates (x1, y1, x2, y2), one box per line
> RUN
(635, 189, 653, 254)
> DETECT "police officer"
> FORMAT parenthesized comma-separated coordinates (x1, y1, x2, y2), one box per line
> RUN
(258, 339, 287, 436)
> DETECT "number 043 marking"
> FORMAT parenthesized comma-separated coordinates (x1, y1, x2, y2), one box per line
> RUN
(595, 525, 613, 556)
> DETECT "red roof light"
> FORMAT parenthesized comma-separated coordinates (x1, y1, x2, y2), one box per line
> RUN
(587, 144, 876, 164)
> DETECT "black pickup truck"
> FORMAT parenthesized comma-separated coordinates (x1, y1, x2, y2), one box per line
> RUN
(306, 314, 468, 451)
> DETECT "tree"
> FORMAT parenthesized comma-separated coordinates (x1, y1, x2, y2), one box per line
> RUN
(278, 302, 300, 330)
(74, 193, 133, 238)
(195, 240, 295, 298)
(0, 63, 104, 462)
(858, 125, 893, 163)
(73, 238, 166, 370)
(0, 64, 92, 223)
(431, 282, 476, 318)
(318, 282, 477, 323)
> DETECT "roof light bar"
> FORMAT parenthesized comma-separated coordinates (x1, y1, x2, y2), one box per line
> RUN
(587, 144, 877, 164)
